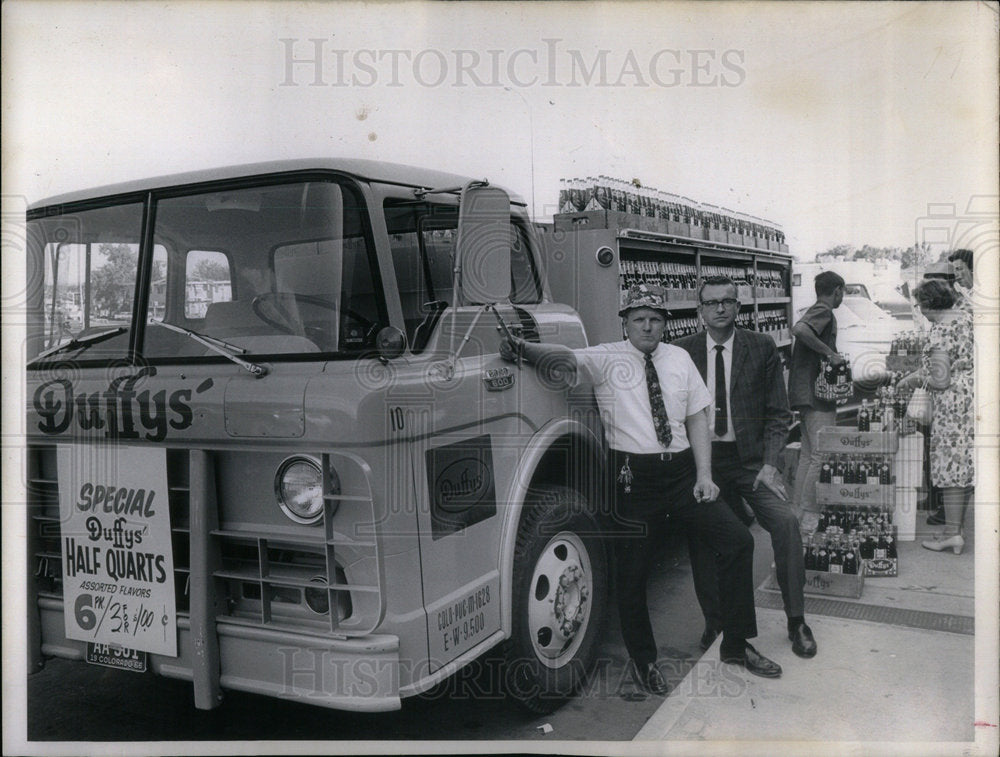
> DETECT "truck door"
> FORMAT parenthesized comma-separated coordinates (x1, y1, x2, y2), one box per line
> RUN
(383, 189, 540, 670)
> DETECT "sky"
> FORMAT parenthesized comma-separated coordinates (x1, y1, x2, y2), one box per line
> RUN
(2, 1, 997, 259)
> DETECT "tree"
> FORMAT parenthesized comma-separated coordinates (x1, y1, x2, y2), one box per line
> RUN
(190, 258, 230, 281)
(900, 242, 933, 270)
(815, 244, 854, 262)
(90, 244, 138, 317)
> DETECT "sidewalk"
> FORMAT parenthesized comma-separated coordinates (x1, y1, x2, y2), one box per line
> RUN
(635, 525, 979, 746)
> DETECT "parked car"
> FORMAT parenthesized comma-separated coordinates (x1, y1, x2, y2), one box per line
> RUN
(794, 295, 903, 387)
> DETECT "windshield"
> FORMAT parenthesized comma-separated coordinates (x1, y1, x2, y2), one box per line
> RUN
(27, 178, 385, 364)
(26, 202, 144, 361)
(840, 296, 896, 324)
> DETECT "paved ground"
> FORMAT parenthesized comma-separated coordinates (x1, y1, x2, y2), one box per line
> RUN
(18, 505, 990, 752)
(637, 508, 991, 754)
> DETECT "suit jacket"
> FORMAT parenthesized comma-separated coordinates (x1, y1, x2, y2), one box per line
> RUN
(672, 328, 791, 469)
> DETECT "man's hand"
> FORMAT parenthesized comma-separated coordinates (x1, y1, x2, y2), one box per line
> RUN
(694, 476, 720, 503)
(499, 335, 525, 364)
(753, 464, 787, 501)
(828, 352, 847, 367)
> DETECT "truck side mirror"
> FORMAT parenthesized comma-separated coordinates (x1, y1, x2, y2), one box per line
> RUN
(454, 183, 511, 305)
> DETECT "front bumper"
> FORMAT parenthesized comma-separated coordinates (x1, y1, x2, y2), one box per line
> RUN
(36, 597, 403, 712)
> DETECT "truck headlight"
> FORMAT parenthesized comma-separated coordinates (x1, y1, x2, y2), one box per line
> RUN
(274, 456, 338, 525)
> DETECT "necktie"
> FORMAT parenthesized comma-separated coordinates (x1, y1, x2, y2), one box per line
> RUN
(714, 344, 728, 436)
(644, 353, 672, 448)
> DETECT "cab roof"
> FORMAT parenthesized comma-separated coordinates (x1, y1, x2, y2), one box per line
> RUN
(29, 158, 525, 211)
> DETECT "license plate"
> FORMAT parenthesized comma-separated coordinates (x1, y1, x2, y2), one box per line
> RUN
(86, 642, 147, 673)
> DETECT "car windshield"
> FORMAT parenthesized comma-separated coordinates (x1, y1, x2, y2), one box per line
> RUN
(840, 296, 896, 324)
(27, 179, 386, 364)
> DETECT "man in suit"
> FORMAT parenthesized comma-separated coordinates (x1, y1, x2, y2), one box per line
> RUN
(674, 275, 817, 659)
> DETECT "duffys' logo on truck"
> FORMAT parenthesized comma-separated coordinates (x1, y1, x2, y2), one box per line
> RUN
(426, 435, 497, 540)
(437, 460, 491, 512)
(32, 375, 213, 441)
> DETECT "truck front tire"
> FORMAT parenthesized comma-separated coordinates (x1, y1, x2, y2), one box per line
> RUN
(504, 485, 608, 714)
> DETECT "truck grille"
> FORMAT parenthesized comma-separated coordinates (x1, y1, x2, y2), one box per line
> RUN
(209, 451, 383, 636)
(28, 447, 383, 639)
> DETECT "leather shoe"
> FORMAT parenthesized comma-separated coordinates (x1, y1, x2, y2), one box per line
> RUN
(699, 626, 720, 651)
(720, 642, 782, 678)
(632, 661, 669, 695)
(788, 622, 817, 658)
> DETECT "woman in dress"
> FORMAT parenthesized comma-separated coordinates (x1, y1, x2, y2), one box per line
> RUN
(899, 279, 974, 554)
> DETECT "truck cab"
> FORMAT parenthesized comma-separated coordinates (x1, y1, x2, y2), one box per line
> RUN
(26, 160, 608, 714)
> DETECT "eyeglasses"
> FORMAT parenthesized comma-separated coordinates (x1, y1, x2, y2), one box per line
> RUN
(700, 298, 739, 309)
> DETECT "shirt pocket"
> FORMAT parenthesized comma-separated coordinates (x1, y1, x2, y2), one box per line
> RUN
(668, 387, 690, 418)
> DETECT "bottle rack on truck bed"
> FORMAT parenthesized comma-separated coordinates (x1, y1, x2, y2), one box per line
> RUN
(540, 214, 794, 356)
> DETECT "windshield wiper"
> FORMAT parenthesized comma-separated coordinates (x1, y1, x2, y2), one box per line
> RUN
(28, 326, 128, 366)
(155, 321, 268, 378)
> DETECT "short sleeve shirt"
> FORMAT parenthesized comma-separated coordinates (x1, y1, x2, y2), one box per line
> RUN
(575, 341, 712, 454)
(788, 302, 838, 411)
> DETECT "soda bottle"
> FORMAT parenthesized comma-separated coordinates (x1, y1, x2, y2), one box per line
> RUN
(804, 535, 816, 570)
(817, 538, 830, 572)
(870, 400, 883, 433)
(559, 179, 572, 213)
(861, 528, 875, 560)
(823, 358, 835, 387)
(879, 458, 891, 485)
(858, 400, 871, 431)
(866, 459, 879, 486)
(875, 530, 888, 560)
(843, 542, 858, 575)
(829, 538, 844, 574)
(594, 179, 611, 210)
(820, 458, 833, 484)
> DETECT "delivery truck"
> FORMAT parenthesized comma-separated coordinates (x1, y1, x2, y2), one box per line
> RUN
(25, 159, 794, 714)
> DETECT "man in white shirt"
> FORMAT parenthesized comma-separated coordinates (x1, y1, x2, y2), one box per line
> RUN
(502, 283, 782, 694)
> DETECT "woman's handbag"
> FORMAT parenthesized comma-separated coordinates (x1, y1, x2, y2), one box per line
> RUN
(905, 385, 933, 425)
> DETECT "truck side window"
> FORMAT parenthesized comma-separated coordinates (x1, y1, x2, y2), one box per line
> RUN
(184, 250, 232, 319)
(385, 200, 541, 346)
(510, 222, 541, 305)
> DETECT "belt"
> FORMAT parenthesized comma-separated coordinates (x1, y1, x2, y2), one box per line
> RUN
(612, 448, 692, 463)
(712, 441, 738, 451)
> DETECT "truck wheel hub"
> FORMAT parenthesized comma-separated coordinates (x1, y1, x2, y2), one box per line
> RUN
(527, 532, 593, 667)
(553, 565, 588, 637)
